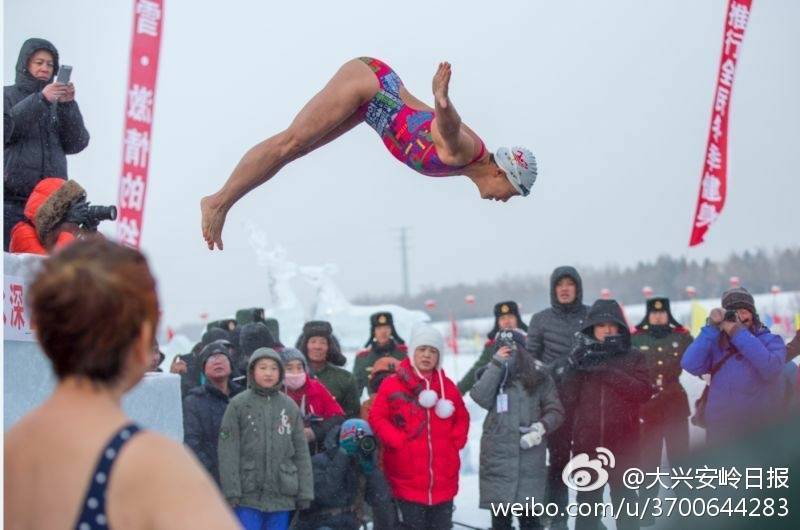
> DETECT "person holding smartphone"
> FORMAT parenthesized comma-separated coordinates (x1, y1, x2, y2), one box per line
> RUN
(4, 37, 90, 251)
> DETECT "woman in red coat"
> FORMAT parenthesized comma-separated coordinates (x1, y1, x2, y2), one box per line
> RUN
(281, 348, 344, 452)
(369, 325, 469, 530)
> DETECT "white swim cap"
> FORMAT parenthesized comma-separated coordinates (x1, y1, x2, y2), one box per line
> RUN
(495, 146, 538, 197)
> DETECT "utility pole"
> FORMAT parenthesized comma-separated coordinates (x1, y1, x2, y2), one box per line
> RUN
(399, 226, 410, 298)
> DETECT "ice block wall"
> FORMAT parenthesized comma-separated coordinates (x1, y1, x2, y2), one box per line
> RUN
(3, 252, 184, 441)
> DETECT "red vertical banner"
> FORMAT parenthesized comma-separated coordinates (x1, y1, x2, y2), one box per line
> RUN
(117, 0, 164, 248)
(448, 314, 459, 354)
(689, 0, 753, 247)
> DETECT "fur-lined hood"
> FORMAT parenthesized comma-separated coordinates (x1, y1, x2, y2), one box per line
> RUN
(24, 178, 85, 243)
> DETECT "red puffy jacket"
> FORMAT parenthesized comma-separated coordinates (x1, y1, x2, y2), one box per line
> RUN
(369, 357, 469, 505)
(285, 377, 344, 419)
(9, 177, 82, 255)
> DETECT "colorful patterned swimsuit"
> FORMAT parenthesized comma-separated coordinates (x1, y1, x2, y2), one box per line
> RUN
(358, 57, 486, 177)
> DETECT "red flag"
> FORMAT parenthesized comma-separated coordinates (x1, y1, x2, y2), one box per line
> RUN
(448, 314, 459, 354)
(117, 0, 164, 247)
(166, 326, 175, 341)
(689, 0, 753, 246)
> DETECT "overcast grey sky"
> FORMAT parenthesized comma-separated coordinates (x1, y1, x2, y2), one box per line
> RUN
(5, 0, 799, 328)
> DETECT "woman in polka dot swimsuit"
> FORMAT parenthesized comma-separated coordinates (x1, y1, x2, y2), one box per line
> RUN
(4, 239, 239, 530)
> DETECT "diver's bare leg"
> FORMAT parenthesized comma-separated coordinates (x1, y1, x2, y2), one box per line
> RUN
(201, 59, 376, 249)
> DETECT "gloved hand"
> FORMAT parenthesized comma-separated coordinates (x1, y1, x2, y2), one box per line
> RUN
(519, 422, 545, 449)
(339, 435, 359, 457)
(519, 421, 545, 434)
(64, 199, 90, 227)
(357, 450, 375, 475)
(567, 332, 594, 367)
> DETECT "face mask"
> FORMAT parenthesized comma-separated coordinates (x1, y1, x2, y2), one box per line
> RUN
(284, 372, 307, 390)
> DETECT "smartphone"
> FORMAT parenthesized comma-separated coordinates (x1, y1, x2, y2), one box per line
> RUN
(56, 65, 72, 84)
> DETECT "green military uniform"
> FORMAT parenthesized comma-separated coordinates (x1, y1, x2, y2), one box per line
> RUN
(457, 340, 495, 395)
(353, 312, 408, 399)
(631, 297, 694, 509)
(353, 342, 407, 399)
(312, 363, 361, 419)
(457, 301, 527, 395)
(297, 320, 358, 416)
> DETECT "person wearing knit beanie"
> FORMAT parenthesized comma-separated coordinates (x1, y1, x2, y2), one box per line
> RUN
(721, 287, 758, 319)
(682, 286, 786, 445)
(368, 324, 469, 525)
(280, 347, 344, 452)
(183, 339, 242, 486)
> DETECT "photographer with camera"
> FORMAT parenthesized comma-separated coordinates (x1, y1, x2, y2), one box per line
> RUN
(469, 328, 563, 530)
(681, 287, 786, 446)
(457, 300, 527, 395)
(296, 418, 397, 530)
(4, 38, 90, 251)
(7, 177, 116, 255)
(281, 348, 345, 455)
(558, 299, 651, 530)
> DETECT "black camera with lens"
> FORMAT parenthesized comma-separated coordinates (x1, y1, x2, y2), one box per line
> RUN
(358, 433, 377, 455)
(65, 198, 118, 232)
(723, 309, 739, 323)
(495, 330, 519, 352)
(84, 204, 117, 231)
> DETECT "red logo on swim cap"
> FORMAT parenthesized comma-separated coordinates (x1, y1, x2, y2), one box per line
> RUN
(513, 150, 528, 170)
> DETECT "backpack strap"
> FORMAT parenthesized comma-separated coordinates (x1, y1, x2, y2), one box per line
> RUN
(709, 348, 738, 378)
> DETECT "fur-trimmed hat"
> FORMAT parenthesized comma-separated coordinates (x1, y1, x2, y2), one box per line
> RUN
(24, 178, 86, 243)
(487, 301, 528, 340)
(635, 296, 683, 331)
(364, 311, 405, 347)
(296, 320, 347, 366)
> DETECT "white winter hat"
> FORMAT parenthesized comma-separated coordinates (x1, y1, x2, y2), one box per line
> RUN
(495, 146, 538, 197)
(409, 325, 444, 365)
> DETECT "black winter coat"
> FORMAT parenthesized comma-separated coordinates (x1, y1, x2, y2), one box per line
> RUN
(526, 266, 589, 367)
(561, 300, 652, 467)
(4, 38, 89, 203)
(183, 382, 243, 485)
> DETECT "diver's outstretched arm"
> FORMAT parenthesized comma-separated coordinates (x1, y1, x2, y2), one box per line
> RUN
(432, 61, 463, 154)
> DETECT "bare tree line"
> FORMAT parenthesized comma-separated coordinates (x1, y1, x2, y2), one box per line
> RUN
(354, 248, 800, 321)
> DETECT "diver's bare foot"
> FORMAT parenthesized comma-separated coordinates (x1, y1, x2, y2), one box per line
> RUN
(200, 194, 228, 250)
(432, 61, 451, 109)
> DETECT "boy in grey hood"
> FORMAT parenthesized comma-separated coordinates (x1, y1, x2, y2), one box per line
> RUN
(525, 266, 589, 530)
(218, 348, 313, 530)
